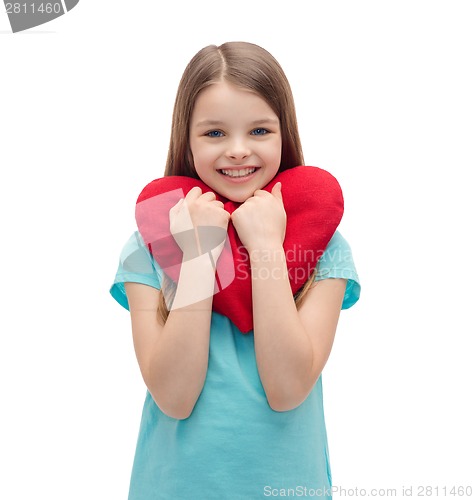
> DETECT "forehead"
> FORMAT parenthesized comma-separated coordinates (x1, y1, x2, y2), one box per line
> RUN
(191, 81, 278, 124)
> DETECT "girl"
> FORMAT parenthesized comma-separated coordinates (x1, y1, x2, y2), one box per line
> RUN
(110, 42, 360, 500)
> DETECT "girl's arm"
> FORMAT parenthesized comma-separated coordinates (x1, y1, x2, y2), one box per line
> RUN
(125, 187, 229, 420)
(231, 183, 345, 411)
(249, 248, 346, 411)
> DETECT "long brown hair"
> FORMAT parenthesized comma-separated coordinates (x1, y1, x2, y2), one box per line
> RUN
(158, 42, 317, 325)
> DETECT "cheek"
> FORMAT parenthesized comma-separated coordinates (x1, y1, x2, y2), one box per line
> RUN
(267, 139, 282, 163)
(193, 142, 218, 162)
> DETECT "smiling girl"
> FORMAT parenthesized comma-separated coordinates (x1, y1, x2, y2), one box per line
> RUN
(110, 41, 360, 500)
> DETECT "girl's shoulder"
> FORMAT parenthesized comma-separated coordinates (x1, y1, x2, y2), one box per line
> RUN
(315, 230, 361, 309)
(319, 230, 356, 266)
(325, 230, 352, 252)
(110, 231, 163, 311)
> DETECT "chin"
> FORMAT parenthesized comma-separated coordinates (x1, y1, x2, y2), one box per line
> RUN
(224, 190, 253, 203)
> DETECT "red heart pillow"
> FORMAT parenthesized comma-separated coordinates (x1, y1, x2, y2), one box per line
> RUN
(135, 166, 343, 333)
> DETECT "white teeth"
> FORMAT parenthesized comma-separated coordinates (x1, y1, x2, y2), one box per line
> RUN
(220, 167, 256, 177)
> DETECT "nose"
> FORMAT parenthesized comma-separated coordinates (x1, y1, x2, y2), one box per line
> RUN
(226, 138, 251, 161)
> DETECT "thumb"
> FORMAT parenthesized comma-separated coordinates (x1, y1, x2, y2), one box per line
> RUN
(272, 181, 283, 200)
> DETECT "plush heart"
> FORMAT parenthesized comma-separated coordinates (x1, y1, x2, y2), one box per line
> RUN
(135, 166, 343, 333)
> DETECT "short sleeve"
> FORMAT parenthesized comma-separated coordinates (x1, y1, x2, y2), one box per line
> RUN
(109, 231, 163, 311)
(314, 231, 361, 309)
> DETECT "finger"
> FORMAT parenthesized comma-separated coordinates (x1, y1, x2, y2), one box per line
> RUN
(200, 190, 217, 201)
(186, 186, 203, 201)
(219, 210, 231, 222)
(272, 182, 283, 200)
(212, 199, 225, 209)
(170, 197, 184, 212)
(229, 206, 239, 219)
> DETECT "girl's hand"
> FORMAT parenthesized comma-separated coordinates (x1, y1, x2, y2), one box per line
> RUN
(169, 187, 230, 260)
(230, 182, 286, 252)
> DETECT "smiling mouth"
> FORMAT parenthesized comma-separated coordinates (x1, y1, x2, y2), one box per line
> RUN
(218, 167, 260, 178)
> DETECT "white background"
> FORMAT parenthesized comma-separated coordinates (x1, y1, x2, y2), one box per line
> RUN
(1, 1, 473, 498)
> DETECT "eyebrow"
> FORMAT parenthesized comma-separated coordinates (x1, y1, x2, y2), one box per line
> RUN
(194, 118, 279, 128)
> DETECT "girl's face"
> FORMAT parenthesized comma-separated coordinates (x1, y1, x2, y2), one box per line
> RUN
(189, 81, 282, 203)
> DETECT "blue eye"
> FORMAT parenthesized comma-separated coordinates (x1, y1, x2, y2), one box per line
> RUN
(206, 130, 224, 137)
(251, 128, 269, 136)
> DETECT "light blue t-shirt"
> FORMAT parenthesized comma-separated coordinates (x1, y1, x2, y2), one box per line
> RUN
(110, 230, 360, 500)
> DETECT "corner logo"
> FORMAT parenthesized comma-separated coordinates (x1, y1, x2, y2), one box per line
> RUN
(3, 0, 78, 33)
